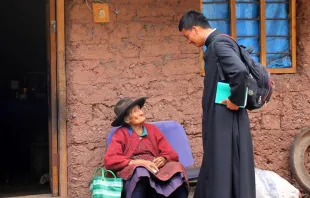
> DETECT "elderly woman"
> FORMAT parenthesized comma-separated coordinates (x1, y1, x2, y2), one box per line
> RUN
(104, 97, 188, 198)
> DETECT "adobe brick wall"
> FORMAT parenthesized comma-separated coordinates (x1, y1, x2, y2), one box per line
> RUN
(251, 0, 310, 188)
(65, 0, 201, 197)
(65, 0, 310, 197)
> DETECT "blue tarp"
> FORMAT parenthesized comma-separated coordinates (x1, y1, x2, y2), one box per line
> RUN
(202, 0, 291, 68)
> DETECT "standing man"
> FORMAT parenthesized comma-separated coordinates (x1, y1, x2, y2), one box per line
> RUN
(178, 10, 255, 198)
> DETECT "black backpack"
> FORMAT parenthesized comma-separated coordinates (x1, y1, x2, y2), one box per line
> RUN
(216, 34, 273, 111)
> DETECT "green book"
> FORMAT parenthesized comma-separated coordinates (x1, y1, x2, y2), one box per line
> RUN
(215, 82, 248, 108)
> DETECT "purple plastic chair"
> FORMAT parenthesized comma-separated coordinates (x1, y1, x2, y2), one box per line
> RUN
(106, 121, 200, 182)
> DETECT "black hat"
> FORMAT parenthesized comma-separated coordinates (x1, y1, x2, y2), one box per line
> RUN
(111, 97, 146, 127)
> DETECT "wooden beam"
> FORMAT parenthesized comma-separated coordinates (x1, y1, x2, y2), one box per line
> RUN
(290, 0, 297, 73)
(47, 0, 59, 196)
(200, 48, 205, 77)
(200, 0, 205, 77)
(56, 0, 67, 197)
(230, 0, 237, 39)
(267, 67, 296, 74)
(259, 0, 267, 66)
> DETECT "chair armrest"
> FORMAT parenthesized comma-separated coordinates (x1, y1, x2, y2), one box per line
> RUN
(185, 166, 200, 186)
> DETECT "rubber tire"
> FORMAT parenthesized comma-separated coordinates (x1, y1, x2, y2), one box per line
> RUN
(290, 128, 310, 194)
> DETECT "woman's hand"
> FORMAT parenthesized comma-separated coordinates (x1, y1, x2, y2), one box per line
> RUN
(153, 156, 167, 169)
(129, 159, 159, 174)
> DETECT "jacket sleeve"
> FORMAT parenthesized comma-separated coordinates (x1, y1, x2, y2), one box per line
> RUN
(104, 130, 131, 172)
(214, 38, 248, 106)
(154, 127, 179, 162)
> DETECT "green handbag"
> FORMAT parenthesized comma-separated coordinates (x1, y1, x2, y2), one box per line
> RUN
(89, 168, 123, 198)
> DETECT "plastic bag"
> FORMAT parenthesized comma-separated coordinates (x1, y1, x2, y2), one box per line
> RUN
(255, 168, 300, 198)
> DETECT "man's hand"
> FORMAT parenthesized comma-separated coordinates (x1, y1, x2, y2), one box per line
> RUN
(153, 157, 167, 169)
(221, 98, 239, 111)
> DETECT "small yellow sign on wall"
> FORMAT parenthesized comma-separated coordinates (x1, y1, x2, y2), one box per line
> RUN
(92, 3, 109, 23)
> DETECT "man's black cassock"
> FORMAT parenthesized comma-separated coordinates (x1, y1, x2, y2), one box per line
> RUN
(194, 30, 256, 198)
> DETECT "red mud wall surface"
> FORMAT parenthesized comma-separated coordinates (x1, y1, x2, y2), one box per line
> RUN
(66, 0, 201, 197)
(65, 0, 310, 197)
(251, 0, 310, 186)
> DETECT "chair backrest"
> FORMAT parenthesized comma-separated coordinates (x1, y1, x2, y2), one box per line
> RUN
(106, 121, 195, 167)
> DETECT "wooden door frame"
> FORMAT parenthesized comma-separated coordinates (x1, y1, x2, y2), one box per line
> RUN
(48, 0, 67, 197)
(47, 0, 59, 196)
(56, 0, 67, 197)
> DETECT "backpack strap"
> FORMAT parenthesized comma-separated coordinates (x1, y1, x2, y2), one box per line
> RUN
(216, 58, 225, 81)
(217, 34, 251, 74)
(211, 36, 226, 81)
(211, 33, 251, 81)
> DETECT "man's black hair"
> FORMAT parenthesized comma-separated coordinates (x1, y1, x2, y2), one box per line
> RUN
(178, 10, 211, 31)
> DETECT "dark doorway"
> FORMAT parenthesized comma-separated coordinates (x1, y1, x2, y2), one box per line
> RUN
(0, 0, 51, 196)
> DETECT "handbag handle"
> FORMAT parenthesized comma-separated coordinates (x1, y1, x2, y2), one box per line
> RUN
(104, 170, 117, 178)
(93, 168, 117, 180)
(93, 168, 105, 180)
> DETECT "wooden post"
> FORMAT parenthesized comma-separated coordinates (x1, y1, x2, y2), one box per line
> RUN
(290, 0, 297, 73)
(47, 0, 59, 195)
(230, 0, 237, 39)
(259, 0, 267, 66)
(200, 0, 205, 77)
(56, 0, 67, 197)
